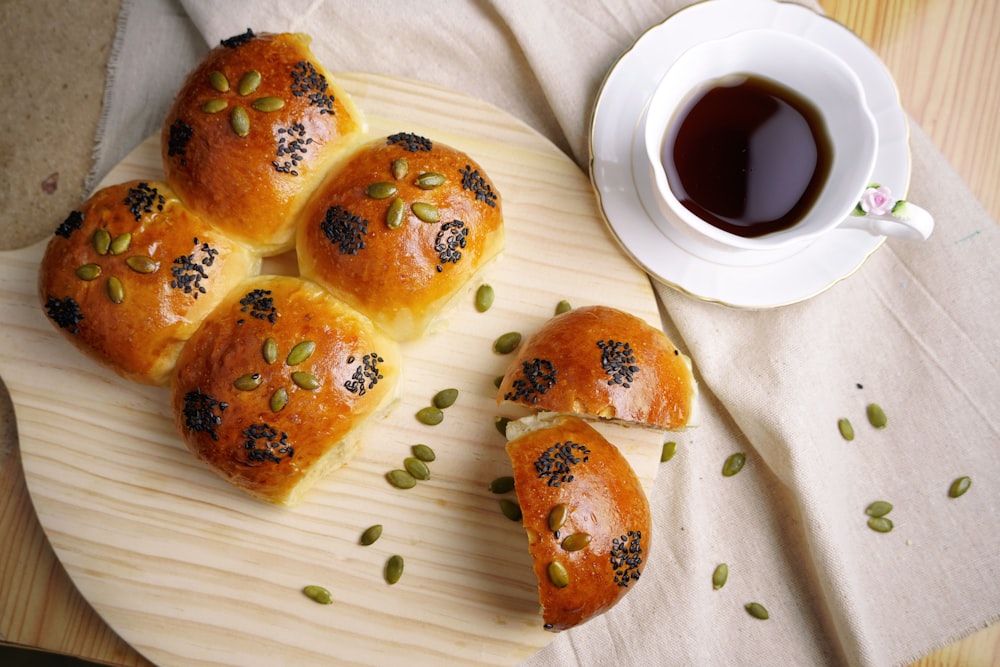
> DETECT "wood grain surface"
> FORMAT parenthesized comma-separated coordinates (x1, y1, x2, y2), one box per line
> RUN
(3, 72, 667, 667)
(1, 1, 997, 666)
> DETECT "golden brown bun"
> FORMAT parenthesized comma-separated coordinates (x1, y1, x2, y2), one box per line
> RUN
(161, 30, 365, 255)
(296, 133, 504, 341)
(497, 305, 697, 429)
(505, 414, 651, 632)
(38, 180, 260, 385)
(170, 275, 401, 506)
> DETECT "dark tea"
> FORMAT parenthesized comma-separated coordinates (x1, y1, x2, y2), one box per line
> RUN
(661, 74, 833, 238)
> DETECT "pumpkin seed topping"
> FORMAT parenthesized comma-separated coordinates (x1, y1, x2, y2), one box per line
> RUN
(499, 498, 522, 521)
(385, 555, 404, 585)
(231, 105, 250, 137)
(948, 476, 971, 498)
(416, 406, 443, 426)
(722, 453, 746, 477)
(411, 444, 436, 462)
(286, 340, 316, 366)
(360, 524, 382, 546)
(412, 201, 439, 223)
(386, 469, 416, 489)
(475, 284, 494, 312)
(201, 98, 228, 114)
(433, 388, 459, 409)
(106, 276, 125, 304)
(237, 69, 261, 96)
(867, 516, 894, 533)
(302, 585, 333, 605)
(404, 457, 430, 481)
(547, 561, 569, 588)
(262, 337, 279, 364)
(234, 373, 263, 391)
(386, 197, 405, 229)
(866, 403, 888, 429)
(291, 371, 320, 390)
(125, 256, 158, 274)
(865, 500, 893, 518)
(838, 418, 855, 441)
(270, 387, 288, 413)
(251, 96, 284, 113)
(712, 563, 729, 590)
(746, 602, 769, 620)
(561, 533, 591, 552)
(548, 503, 568, 532)
(366, 181, 398, 200)
(416, 172, 446, 189)
(209, 70, 229, 93)
(391, 157, 409, 180)
(75, 264, 102, 281)
(488, 476, 515, 494)
(93, 229, 111, 255)
(109, 233, 132, 255)
(493, 331, 522, 355)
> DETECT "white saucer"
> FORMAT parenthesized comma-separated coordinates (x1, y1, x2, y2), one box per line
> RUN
(589, 0, 911, 308)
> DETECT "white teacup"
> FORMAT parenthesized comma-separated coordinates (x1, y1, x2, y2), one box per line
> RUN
(640, 29, 933, 260)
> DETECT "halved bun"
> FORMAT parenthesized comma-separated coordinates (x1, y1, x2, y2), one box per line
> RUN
(170, 275, 401, 505)
(505, 414, 651, 631)
(497, 305, 697, 429)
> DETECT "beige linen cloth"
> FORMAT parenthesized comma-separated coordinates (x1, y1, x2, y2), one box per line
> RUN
(89, 1, 999, 665)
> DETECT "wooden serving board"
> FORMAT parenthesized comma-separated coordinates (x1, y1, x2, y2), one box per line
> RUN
(2, 73, 664, 667)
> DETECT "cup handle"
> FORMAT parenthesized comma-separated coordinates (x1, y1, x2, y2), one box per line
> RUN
(838, 184, 934, 241)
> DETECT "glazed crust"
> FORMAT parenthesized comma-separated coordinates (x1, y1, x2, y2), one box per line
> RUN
(38, 179, 260, 385)
(505, 415, 651, 632)
(296, 133, 504, 341)
(170, 275, 401, 506)
(497, 305, 697, 429)
(161, 31, 365, 255)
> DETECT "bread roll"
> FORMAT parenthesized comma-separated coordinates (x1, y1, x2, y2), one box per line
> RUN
(170, 275, 401, 506)
(497, 305, 697, 429)
(296, 133, 504, 341)
(505, 414, 651, 631)
(161, 30, 365, 255)
(38, 179, 260, 385)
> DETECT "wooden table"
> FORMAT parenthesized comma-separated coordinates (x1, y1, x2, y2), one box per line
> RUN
(1, 1, 997, 665)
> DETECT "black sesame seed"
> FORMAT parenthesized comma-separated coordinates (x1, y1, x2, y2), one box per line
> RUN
(54, 210, 84, 239)
(220, 28, 255, 48)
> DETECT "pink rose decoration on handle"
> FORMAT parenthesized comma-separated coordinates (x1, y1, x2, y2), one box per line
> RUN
(853, 183, 910, 219)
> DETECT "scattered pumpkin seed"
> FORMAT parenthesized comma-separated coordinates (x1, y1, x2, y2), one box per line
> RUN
(209, 70, 229, 92)
(231, 105, 250, 137)
(838, 418, 855, 441)
(125, 256, 158, 274)
(712, 563, 729, 590)
(385, 197, 405, 229)
(411, 444, 436, 462)
(555, 299, 572, 315)
(548, 503, 568, 532)
(201, 98, 228, 114)
(109, 232, 132, 255)
(433, 388, 459, 409)
(286, 340, 316, 366)
(415, 172, 446, 189)
(106, 276, 124, 304)
(270, 387, 288, 412)
(262, 337, 279, 364)
(74, 263, 102, 281)
(252, 96, 285, 113)
(745, 602, 769, 620)
(493, 375, 504, 389)
(867, 516, 894, 533)
(494, 416, 509, 436)
(233, 373, 263, 391)
(237, 69, 261, 96)
(302, 585, 332, 605)
(416, 406, 444, 426)
(489, 476, 515, 494)
(384, 555, 404, 585)
(561, 533, 592, 552)
(866, 403, 888, 429)
(475, 284, 494, 312)
(92, 228, 111, 255)
(386, 469, 416, 489)
(865, 500, 893, 518)
(722, 453, 746, 477)
(547, 561, 569, 588)
(366, 181, 398, 199)
(948, 476, 971, 498)
(403, 457, 430, 481)
(412, 201, 440, 223)
(499, 498, 522, 521)
(493, 331, 522, 354)
(661, 441, 677, 462)
(391, 157, 409, 180)
(292, 371, 320, 390)
(360, 524, 382, 546)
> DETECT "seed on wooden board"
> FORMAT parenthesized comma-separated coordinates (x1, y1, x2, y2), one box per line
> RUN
(233, 373, 263, 391)
(384, 555, 404, 585)
(493, 331, 522, 354)
(494, 416, 509, 436)
(411, 201, 439, 223)
(415, 171, 446, 189)
(262, 337, 279, 364)
(867, 516, 893, 533)
(415, 406, 443, 425)
(554, 300, 572, 315)
(386, 469, 416, 489)
(106, 276, 124, 304)
(745, 602, 769, 620)
(838, 418, 855, 441)
(385, 197, 405, 229)
(493, 375, 504, 389)
(237, 69, 261, 96)
(866, 403, 888, 429)
(948, 476, 971, 498)
(302, 585, 333, 604)
(547, 561, 569, 588)
(404, 457, 430, 481)
(391, 157, 409, 180)
(367, 181, 398, 199)
(231, 105, 250, 137)
(489, 476, 515, 494)
(201, 98, 228, 114)
(359, 524, 382, 546)
(411, 444, 436, 462)
(499, 498, 522, 521)
(475, 284, 494, 312)
(661, 441, 677, 462)
(92, 228, 111, 255)
(561, 533, 591, 552)
(270, 387, 288, 413)
(251, 96, 285, 113)
(75, 264, 102, 281)
(286, 340, 316, 366)
(125, 256, 158, 274)
(548, 503, 568, 532)
(865, 501, 893, 518)
(433, 388, 459, 409)
(712, 563, 728, 590)
(722, 453, 746, 477)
